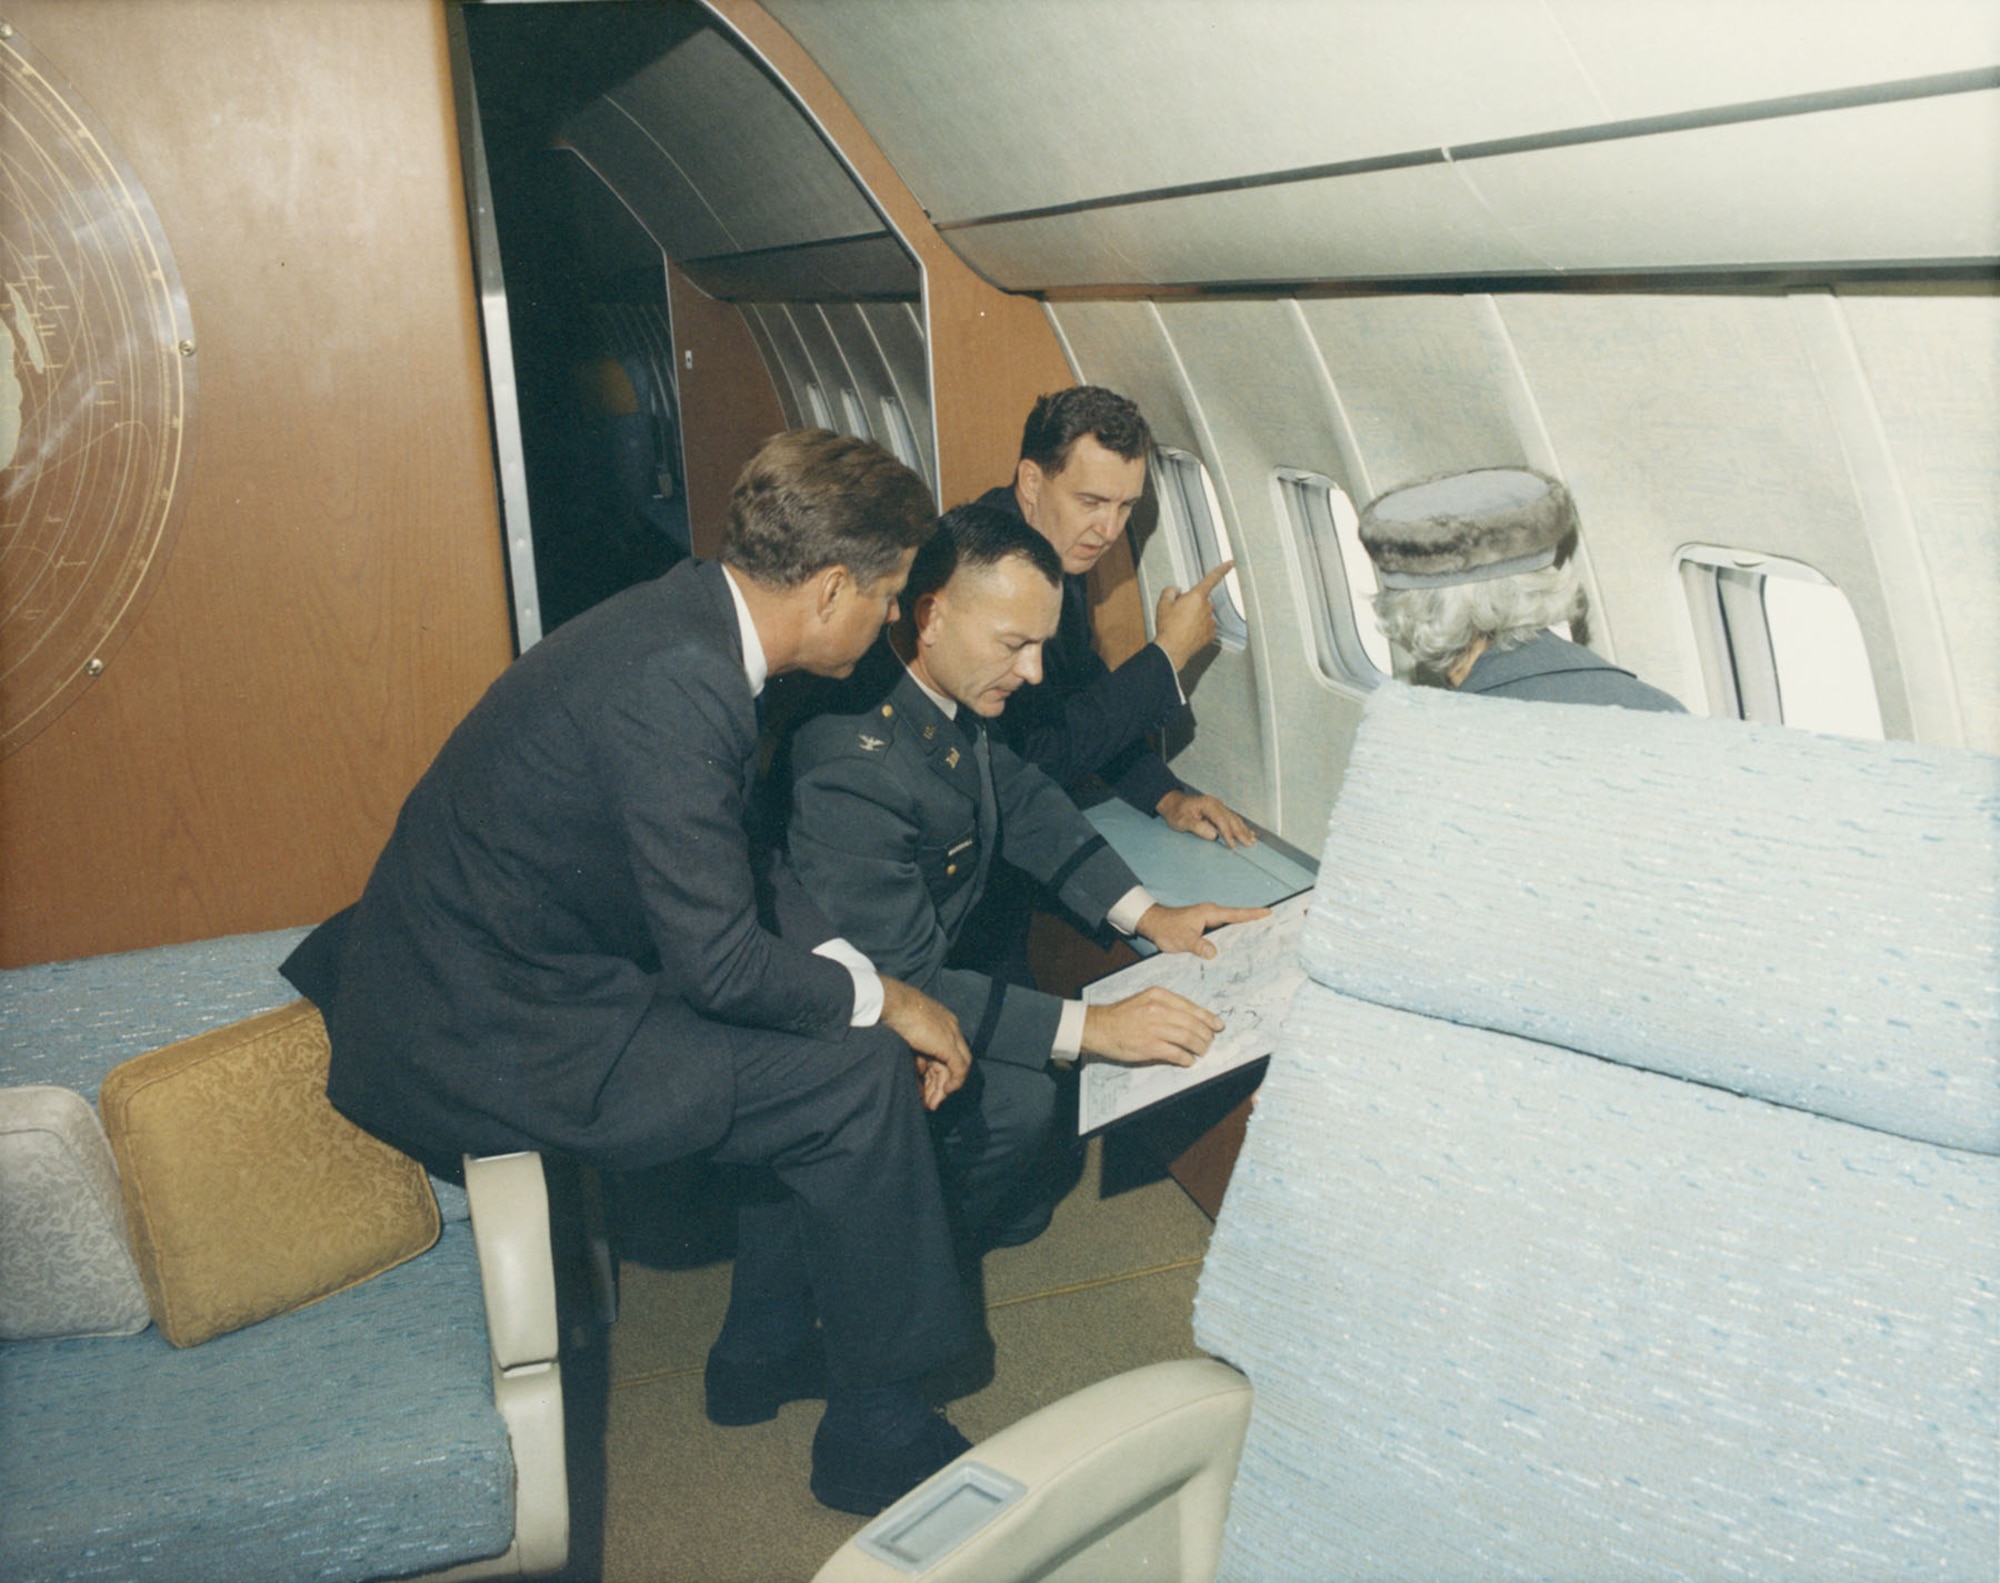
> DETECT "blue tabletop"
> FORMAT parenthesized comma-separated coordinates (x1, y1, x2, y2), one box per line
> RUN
(1083, 797, 1316, 913)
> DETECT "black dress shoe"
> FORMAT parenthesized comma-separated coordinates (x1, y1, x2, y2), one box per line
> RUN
(809, 1411, 973, 1516)
(703, 1332, 827, 1427)
(980, 1194, 1056, 1250)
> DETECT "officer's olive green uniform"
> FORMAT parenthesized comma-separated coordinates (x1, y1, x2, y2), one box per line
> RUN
(786, 636, 1142, 1237)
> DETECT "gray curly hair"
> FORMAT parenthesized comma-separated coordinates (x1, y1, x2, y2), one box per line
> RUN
(1373, 560, 1586, 677)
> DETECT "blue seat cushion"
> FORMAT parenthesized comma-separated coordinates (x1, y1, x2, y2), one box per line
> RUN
(0, 1221, 513, 1583)
(1198, 981, 1999, 1582)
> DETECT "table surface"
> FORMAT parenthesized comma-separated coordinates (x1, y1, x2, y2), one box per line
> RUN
(1078, 797, 1317, 1214)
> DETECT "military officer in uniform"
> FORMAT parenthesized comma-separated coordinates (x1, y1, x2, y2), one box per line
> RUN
(784, 503, 1267, 1247)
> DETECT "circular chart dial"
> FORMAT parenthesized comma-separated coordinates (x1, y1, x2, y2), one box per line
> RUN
(1, 22, 196, 756)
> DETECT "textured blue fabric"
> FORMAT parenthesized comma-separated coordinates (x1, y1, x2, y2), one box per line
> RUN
(0, 930, 467, 1221)
(0, 930, 313, 1103)
(1198, 985, 1998, 1583)
(0, 1222, 514, 1583)
(1306, 683, 2000, 1153)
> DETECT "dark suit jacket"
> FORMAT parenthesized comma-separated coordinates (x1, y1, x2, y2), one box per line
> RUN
(975, 484, 1184, 811)
(786, 639, 1142, 1071)
(283, 559, 856, 1171)
(1461, 631, 1686, 713)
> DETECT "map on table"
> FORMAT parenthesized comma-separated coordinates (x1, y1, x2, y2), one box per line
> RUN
(1078, 890, 1313, 1135)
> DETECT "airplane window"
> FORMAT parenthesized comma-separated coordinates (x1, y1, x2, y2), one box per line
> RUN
(877, 395, 925, 476)
(1276, 470, 1391, 684)
(1678, 547, 1883, 739)
(1152, 448, 1247, 651)
(803, 381, 833, 429)
(839, 387, 872, 442)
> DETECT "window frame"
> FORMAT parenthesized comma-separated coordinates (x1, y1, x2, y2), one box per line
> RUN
(1274, 468, 1389, 689)
(1677, 544, 1883, 738)
(876, 394, 924, 476)
(1149, 446, 1247, 652)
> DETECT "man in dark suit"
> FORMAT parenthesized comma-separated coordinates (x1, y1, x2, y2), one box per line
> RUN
(960, 385, 1259, 984)
(280, 430, 980, 1516)
(786, 504, 1266, 1248)
(975, 385, 1256, 842)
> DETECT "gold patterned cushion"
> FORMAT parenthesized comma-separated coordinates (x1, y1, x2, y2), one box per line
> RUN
(97, 1000, 439, 1347)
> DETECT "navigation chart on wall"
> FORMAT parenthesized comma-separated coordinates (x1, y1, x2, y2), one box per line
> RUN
(1078, 890, 1313, 1134)
(1, 22, 196, 755)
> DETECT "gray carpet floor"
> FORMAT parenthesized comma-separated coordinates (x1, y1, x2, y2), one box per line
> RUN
(576, 1138, 1214, 1583)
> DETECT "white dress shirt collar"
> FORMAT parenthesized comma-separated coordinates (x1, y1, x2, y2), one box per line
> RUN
(719, 564, 769, 697)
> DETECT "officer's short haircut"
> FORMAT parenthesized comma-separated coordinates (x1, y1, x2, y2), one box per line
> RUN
(722, 428, 935, 589)
(1018, 386, 1152, 477)
(906, 502, 1064, 610)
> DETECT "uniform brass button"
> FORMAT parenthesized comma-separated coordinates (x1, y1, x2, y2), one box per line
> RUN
(946, 863, 957, 875)
(881, 704, 893, 717)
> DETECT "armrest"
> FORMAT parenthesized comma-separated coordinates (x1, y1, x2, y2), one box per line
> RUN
(463, 1150, 559, 1371)
(427, 1150, 566, 1580)
(814, 1358, 1252, 1583)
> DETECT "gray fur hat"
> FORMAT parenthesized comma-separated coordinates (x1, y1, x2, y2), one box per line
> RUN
(1358, 467, 1576, 589)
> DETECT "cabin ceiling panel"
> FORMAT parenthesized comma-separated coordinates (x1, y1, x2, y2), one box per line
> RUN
(1490, 294, 1906, 733)
(765, 0, 1998, 289)
(948, 165, 1544, 291)
(763, 0, 1612, 222)
(574, 28, 884, 254)
(561, 101, 736, 260)
(1838, 293, 2000, 752)
(1453, 94, 2000, 273)
(674, 235, 917, 302)
(1292, 299, 1527, 500)
(1545, 0, 2000, 119)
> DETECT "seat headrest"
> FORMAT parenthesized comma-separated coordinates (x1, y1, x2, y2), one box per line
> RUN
(1303, 683, 2000, 1153)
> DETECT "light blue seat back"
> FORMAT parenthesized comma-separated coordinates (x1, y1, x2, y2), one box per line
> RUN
(1302, 683, 2000, 1153)
(1196, 684, 2000, 1581)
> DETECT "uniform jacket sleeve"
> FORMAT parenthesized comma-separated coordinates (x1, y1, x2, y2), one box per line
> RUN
(987, 736, 1146, 927)
(787, 730, 1068, 1070)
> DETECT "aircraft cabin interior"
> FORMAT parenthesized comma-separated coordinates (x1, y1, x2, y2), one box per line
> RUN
(1, 3, 1995, 1581)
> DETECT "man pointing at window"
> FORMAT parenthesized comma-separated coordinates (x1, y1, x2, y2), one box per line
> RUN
(974, 385, 1256, 846)
(957, 386, 1258, 984)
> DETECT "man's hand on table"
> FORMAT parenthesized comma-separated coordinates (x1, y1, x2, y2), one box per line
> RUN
(1081, 987, 1221, 1067)
(1156, 789, 1257, 848)
(1134, 901, 1270, 959)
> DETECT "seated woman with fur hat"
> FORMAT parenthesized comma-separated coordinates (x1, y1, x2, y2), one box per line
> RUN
(1358, 468, 1683, 712)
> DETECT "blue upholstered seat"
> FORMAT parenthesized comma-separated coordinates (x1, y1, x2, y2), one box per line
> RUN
(0, 929, 510, 1583)
(0, 1223, 514, 1583)
(1194, 684, 1999, 1581)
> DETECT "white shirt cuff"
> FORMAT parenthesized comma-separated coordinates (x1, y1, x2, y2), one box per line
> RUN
(1152, 641, 1188, 704)
(1106, 885, 1157, 936)
(814, 937, 883, 1027)
(1053, 998, 1088, 1061)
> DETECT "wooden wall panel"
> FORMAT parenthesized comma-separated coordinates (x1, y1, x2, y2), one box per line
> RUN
(702, 0, 1075, 509)
(1, 0, 513, 965)
(667, 261, 787, 560)
(702, 0, 1146, 662)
